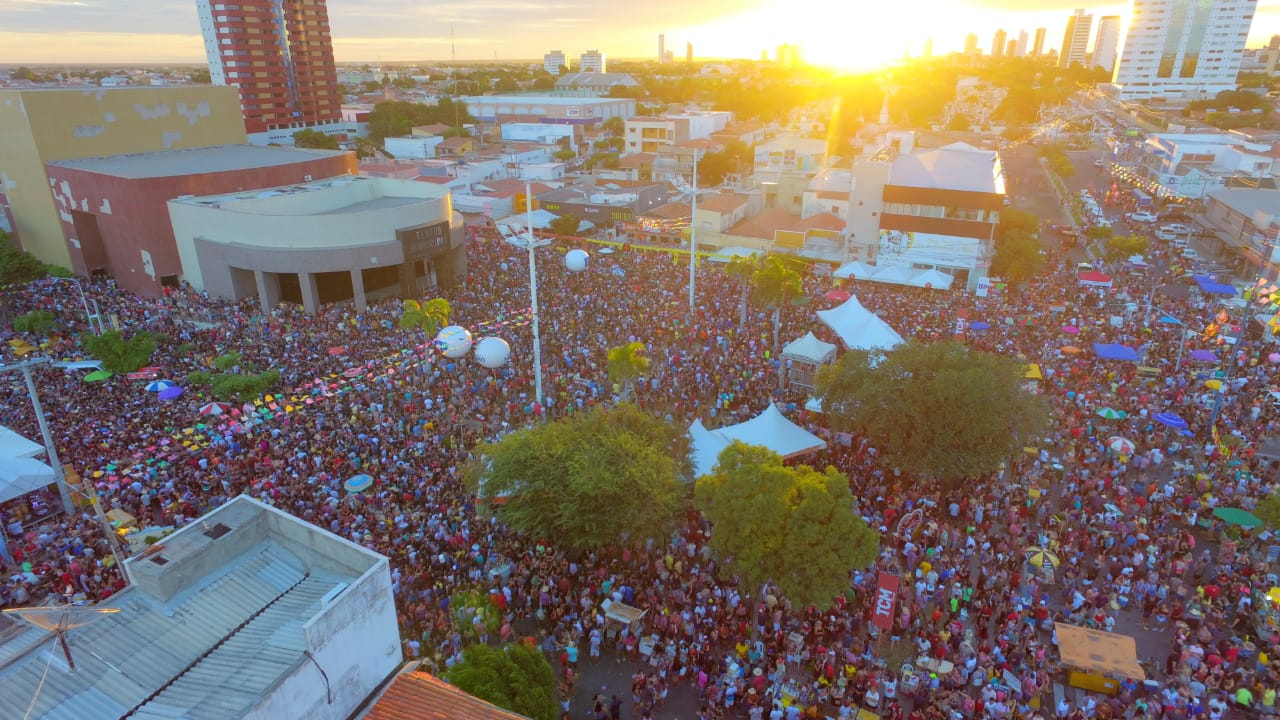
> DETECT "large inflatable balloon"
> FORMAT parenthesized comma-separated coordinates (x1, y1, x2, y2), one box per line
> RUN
(434, 325, 473, 359)
(565, 249, 589, 273)
(474, 337, 512, 368)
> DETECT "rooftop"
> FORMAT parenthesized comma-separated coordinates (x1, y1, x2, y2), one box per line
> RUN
(171, 175, 441, 214)
(363, 671, 530, 720)
(48, 145, 348, 180)
(464, 95, 631, 106)
(555, 72, 639, 87)
(889, 142, 1005, 195)
(1206, 189, 1280, 223)
(729, 208, 845, 239)
(0, 496, 384, 720)
(698, 192, 749, 214)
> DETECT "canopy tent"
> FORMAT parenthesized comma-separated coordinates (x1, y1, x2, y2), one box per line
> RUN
(781, 332, 838, 365)
(0, 426, 43, 460)
(1193, 275, 1237, 296)
(689, 403, 827, 477)
(805, 396, 824, 413)
(865, 263, 916, 286)
(816, 296, 904, 352)
(1093, 343, 1140, 362)
(833, 261, 877, 280)
(1054, 623, 1145, 680)
(0, 457, 56, 504)
(908, 268, 955, 290)
(1078, 271, 1114, 288)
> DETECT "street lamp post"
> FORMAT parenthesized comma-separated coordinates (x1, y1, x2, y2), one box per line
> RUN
(688, 151, 699, 316)
(4, 358, 73, 513)
(524, 181, 544, 407)
(47, 276, 102, 335)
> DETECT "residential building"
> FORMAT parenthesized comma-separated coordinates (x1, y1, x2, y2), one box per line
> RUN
(725, 208, 846, 261)
(1269, 35, 1280, 76)
(544, 49, 567, 74)
(0, 86, 247, 268)
(776, 44, 802, 67)
(992, 29, 1007, 58)
(554, 72, 640, 98)
(579, 49, 606, 73)
(1016, 30, 1029, 57)
(196, 0, 342, 135)
(0, 495, 400, 720)
(754, 136, 828, 215)
(500, 122, 578, 151)
(695, 191, 753, 234)
(384, 135, 445, 159)
(687, 42, 694, 63)
(1107, 0, 1258, 102)
(362, 669, 532, 720)
(1006, 39, 1018, 58)
(1033, 27, 1047, 57)
(169, 175, 465, 313)
(964, 34, 979, 55)
(1131, 132, 1279, 200)
(1092, 16, 1122, 74)
(1059, 9, 1093, 68)
(656, 138, 727, 178)
(1198, 188, 1280, 274)
(802, 168, 852, 219)
(464, 95, 634, 125)
(848, 141, 1006, 290)
(535, 182, 666, 229)
(658, 34, 666, 63)
(626, 111, 732, 155)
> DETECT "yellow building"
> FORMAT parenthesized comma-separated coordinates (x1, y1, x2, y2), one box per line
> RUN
(0, 86, 247, 268)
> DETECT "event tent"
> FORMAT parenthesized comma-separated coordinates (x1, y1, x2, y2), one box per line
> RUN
(833, 261, 877, 280)
(866, 263, 915, 286)
(1193, 275, 1236, 296)
(1078, 271, 1114, 288)
(1093, 343, 1141, 362)
(0, 457, 56, 504)
(816, 296, 904, 352)
(689, 403, 827, 477)
(781, 332, 837, 364)
(0, 426, 43, 460)
(909, 268, 955, 290)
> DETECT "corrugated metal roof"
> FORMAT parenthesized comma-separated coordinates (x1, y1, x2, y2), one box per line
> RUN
(365, 671, 531, 720)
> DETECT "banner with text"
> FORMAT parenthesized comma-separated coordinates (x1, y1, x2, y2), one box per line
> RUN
(872, 571, 900, 631)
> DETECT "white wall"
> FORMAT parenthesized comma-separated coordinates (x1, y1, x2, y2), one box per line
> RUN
(502, 123, 576, 150)
(385, 136, 444, 159)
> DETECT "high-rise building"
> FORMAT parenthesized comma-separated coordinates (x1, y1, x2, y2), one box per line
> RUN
(1268, 35, 1280, 76)
(687, 42, 693, 63)
(1092, 16, 1122, 73)
(1016, 30, 1029, 57)
(1110, 0, 1258, 101)
(964, 33, 979, 55)
(1033, 27, 1047, 57)
(992, 29, 1007, 57)
(196, 0, 340, 135)
(1006, 39, 1018, 58)
(579, 49, 606, 73)
(544, 49, 567, 74)
(777, 44, 802, 67)
(1058, 9, 1093, 68)
(923, 38, 933, 58)
(658, 34, 666, 63)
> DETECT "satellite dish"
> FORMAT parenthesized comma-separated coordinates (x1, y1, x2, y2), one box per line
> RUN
(4, 603, 121, 672)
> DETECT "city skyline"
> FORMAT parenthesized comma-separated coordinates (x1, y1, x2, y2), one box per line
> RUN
(0, 0, 1277, 68)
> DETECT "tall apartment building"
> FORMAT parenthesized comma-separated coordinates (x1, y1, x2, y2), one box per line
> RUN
(992, 29, 1007, 57)
(1033, 28, 1047, 57)
(1058, 9, 1093, 68)
(687, 42, 694, 63)
(1016, 30, 1029, 57)
(196, 0, 341, 135)
(1092, 16, 1122, 73)
(658, 34, 666, 63)
(579, 49, 606, 73)
(964, 34, 979, 55)
(923, 38, 933, 58)
(544, 49, 567, 74)
(1109, 0, 1258, 102)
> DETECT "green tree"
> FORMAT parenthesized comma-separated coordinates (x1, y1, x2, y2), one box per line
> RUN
(1105, 233, 1149, 262)
(189, 68, 211, 84)
(547, 214, 581, 237)
(82, 330, 158, 373)
(815, 340, 1051, 489)
(469, 404, 691, 551)
(444, 643, 558, 720)
(552, 148, 576, 161)
(752, 255, 804, 357)
(292, 128, 340, 150)
(210, 370, 281, 402)
(695, 442, 880, 610)
(1256, 492, 1280, 530)
(0, 231, 51, 284)
(13, 310, 56, 335)
(725, 254, 758, 330)
(991, 209, 1045, 284)
(399, 298, 451, 335)
(602, 116, 625, 135)
(607, 341, 650, 401)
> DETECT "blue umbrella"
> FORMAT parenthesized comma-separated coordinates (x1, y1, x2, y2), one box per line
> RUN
(968, 321, 990, 331)
(145, 379, 176, 392)
(1153, 412, 1188, 430)
(345, 473, 374, 493)
(1188, 350, 1217, 362)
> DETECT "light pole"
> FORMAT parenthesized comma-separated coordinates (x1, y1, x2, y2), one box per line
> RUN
(46, 276, 102, 335)
(688, 151, 699, 315)
(3, 358, 73, 513)
(524, 181, 545, 407)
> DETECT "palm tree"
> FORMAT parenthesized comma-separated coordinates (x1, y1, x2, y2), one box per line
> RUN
(752, 255, 804, 358)
(607, 341, 650, 402)
(399, 297, 451, 336)
(725, 254, 758, 331)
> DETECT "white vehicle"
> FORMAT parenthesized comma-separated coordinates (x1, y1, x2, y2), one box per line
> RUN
(1181, 248, 1199, 261)
(1129, 211, 1158, 223)
(1156, 229, 1180, 241)
(1160, 223, 1192, 236)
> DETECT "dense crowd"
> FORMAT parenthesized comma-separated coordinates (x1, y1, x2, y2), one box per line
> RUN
(3, 211, 1280, 720)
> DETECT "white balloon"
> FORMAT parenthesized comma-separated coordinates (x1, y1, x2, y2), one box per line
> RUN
(565, 249, 589, 273)
(474, 337, 511, 368)
(434, 325, 473, 359)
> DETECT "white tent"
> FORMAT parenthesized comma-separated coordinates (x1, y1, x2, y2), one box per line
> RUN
(833, 261, 877, 280)
(781, 332, 837, 364)
(867, 263, 916, 286)
(908, 268, 955, 290)
(689, 404, 827, 477)
(0, 426, 43, 460)
(0, 457, 56, 504)
(815, 296, 905, 352)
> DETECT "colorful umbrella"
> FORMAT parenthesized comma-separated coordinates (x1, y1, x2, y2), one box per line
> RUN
(157, 386, 184, 401)
(198, 401, 232, 417)
(968, 321, 990, 331)
(1107, 436, 1135, 455)
(1025, 547, 1060, 569)
(1061, 346, 1083, 355)
(1212, 507, 1261, 528)
(345, 473, 374, 493)
(1204, 379, 1223, 390)
(327, 346, 347, 356)
(145, 379, 176, 392)
(1153, 412, 1188, 430)
(824, 289, 851, 303)
(1188, 350, 1217, 362)
(1062, 325, 1080, 334)
(1096, 407, 1126, 420)
(84, 370, 113, 382)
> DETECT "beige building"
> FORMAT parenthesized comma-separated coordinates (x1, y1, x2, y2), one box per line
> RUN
(0, 86, 246, 267)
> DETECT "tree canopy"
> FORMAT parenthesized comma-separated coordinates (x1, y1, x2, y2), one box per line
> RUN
(815, 340, 1051, 488)
(695, 442, 880, 610)
(83, 330, 158, 374)
(292, 128, 339, 150)
(444, 643, 558, 720)
(469, 403, 692, 551)
(547, 214, 581, 237)
(607, 341, 650, 401)
(366, 99, 473, 142)
(399, 298, 451, 335)
(991, 208, 1045, 284)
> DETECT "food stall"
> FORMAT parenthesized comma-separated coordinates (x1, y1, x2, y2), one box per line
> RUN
(600, 598, 646, 647)
(1054, 623, 1145, 695)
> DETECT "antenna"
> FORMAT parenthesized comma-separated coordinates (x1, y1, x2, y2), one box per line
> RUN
(3, 603, 121, 672)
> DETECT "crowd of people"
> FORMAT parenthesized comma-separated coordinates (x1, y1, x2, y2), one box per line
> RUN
(2, 196, 1280, 720)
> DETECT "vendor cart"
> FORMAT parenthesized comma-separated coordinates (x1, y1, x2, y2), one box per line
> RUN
(600, 599, 646, 647)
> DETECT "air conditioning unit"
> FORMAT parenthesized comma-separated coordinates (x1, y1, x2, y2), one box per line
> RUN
(304, 175, 312, 181)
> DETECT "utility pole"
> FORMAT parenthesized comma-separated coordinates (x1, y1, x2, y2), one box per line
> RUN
(6, 359, 73, 513)
(689, 151, 699, 316)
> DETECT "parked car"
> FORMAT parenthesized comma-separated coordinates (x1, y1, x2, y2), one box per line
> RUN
(1181, 248, 1199, 261)
(1093, 159, 1106, 167)
(1129, 211, 1158, 223)
(1156, 229, 1178, 241)
(1161, 223, 1192, 235)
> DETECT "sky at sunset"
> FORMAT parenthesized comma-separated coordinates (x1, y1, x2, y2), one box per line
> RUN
(1, 0, 1278, 68)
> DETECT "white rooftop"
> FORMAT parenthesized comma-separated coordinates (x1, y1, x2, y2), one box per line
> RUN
(890, 142, 1005, 194)
(464, 95, 629, 106)
(48, 145, 348, 180)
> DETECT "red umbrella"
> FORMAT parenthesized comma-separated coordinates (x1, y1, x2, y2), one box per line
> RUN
(825, 289, 851, 303)
(328, 346, 347, 356)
